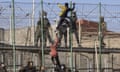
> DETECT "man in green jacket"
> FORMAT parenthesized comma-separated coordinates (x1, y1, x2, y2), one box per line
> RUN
(34, 11, 53, 47)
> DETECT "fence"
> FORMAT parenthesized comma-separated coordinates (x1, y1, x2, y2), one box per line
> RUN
(0, 1, 120, 72)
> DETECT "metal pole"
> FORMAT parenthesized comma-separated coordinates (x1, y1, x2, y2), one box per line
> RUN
(95, 40, 99, 72)
(10, 16, 12, 44)
(112, 54, 113, 72)
(11, 0, 16, 72)
(40, 0, 45, 67)
(70, 1, 73, 72)
(32, 0, 35, 45)
(98, 2, 102, 72)
(79, 20, 82, 47)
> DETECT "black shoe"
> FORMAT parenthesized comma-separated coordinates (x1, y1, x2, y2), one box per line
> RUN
(102, 43, 106, 46)
(78, 44, 81, 47)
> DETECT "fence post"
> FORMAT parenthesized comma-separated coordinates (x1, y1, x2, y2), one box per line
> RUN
(11, 0, 16, 72)
(98, 2, 102, 72)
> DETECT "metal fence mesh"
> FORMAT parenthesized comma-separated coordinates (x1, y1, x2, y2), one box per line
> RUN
(0, 1, 120, 72)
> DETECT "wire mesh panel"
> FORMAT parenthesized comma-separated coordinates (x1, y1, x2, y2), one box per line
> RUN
(0, 1, 120, 72)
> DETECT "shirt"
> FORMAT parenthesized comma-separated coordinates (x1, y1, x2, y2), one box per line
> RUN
(58, 4, 67, 17)
(50, 36, 59, 57)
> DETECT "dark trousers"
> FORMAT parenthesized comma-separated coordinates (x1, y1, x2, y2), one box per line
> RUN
(72, 29, 80, 46)
(101, 34, 106, 47)
(58, 30, 67, 47)
(51, 55, 61, 72)
(34, 29, 53, 47)
(51, 55, 61, 67)
(57, 17, 69, 47)
(57, 17, 65, 30)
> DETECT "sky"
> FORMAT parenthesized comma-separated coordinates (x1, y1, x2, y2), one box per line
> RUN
(0, 0, 120, 32)
(1, 0, 120, 5)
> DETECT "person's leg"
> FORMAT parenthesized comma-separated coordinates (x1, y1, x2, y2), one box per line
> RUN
(73, 30, 81, 47)
(51, 56, 61, 72)
(51, 56, 61, 67)
(64, 31, 67, 48)
(47, 30, 53, 44)
(56, 17, 64, 30)
(58, 31, 63, 47)
(34, 35, 39, 47)
(34, 30, 41, 47)
(40, 30, 46, 47)
(51, 56, 56, 65)
(40, 36, 42, 47)
(43, 31, 47, 47)
(55, 55, 61, 72)
(55, 55, 61, 67)
(101, 35, 106, 48)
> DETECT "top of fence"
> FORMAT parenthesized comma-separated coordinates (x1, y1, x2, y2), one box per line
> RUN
(0, 1, 120, 32)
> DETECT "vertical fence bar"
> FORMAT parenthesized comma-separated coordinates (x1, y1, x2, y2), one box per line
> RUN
(112, 54, 114, 72)
(69, 1, 73, 72)
(79, 20, 82, 47)
(40, 0, 45, 67)
(11, 0, 16, 72)
(32, 0, 35, 45)
(10, 16, 12, 44)
(95, 40, 99, 72)
(98, 2, 102, 72)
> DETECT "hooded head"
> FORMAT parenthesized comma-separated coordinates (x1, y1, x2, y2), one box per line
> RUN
(65, 3, 68, 8)
(39, 10, 47, 18)
(43, 11, 47, 16)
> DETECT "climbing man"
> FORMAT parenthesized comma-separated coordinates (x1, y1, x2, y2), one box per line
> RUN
(49, 31, 61, 72)
(56, 2, 75, 47)
(100, 16, 107, 47)
(34, 11, 53, 47)
(71, 11, 81, 47)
